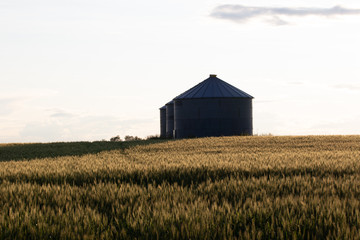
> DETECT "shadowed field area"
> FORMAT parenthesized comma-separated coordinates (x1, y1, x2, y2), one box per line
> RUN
(0, 140, 165, 162)
(1, 135, 360, 239)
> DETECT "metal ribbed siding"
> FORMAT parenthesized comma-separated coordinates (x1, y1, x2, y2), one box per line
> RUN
(166, 101, 174, 138)
(174, 98, 252, 138)
(159, 106, 166, 138)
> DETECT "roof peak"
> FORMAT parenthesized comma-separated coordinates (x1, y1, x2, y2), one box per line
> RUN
(174, 75, 253, 100)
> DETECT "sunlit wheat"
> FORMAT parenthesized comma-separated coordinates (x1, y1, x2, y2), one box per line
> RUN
(1, 136, 360, 239)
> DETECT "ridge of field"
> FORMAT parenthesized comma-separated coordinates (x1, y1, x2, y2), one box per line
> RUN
(1, 135, 360, 239)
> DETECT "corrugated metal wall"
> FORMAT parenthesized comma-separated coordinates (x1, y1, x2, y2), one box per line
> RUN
(160, 106, 166, 138)
(166, 101, 174, 138)
(174, 98, 252, 138)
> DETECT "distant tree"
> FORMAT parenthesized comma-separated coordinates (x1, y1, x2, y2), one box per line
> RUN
(146, 135, 161, 140)
(124, 135, 133, 141)
(110, 135, 121, 142)
(124, 135, 142, 141)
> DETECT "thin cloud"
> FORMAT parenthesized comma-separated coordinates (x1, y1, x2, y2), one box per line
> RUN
(211, 5, 360, 25)
(18, 113, 157, 143)
(50, 112, 75, 118)
(0, 97, 29, 116)
(48, 109, 75, 119)
(333, 84, 360, 91)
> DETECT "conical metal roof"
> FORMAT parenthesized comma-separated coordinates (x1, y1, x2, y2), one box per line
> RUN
(174, 75, 253, 99)
(159, 100, 173, 109)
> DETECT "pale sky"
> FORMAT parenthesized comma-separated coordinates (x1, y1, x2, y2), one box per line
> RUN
(1, 0, 360, 143)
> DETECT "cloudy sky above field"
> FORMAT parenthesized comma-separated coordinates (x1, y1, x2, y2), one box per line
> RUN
(1, 0, 360, 143)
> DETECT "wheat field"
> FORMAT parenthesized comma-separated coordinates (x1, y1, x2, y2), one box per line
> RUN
(1, 136, 360, 239)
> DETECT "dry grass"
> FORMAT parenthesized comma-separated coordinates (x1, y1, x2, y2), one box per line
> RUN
(1, 135, 360, 239)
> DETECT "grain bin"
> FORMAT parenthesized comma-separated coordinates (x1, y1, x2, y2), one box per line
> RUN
(159, 105, 166, 138)
(165, 101, 174, 138)
(173, 74, 253, 139)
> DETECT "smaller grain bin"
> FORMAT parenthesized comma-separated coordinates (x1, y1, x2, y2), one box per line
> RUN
(159, 105, 166, 138)
(165, 101, 174, 138)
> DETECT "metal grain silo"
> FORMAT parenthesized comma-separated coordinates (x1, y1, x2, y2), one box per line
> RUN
(173, 74, 253, 139)
(165, 101, 174, 138)
(159, 105, 166, 138)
